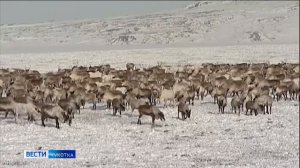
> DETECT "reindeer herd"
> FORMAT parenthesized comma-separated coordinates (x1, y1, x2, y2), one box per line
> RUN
(0, 62, 299, 129)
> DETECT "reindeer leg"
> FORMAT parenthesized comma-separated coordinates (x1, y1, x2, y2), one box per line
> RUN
(56, 118, 60, 129)
(27, 114, 31, 122)
(182, 113, 185, 120)
(15, 112, 19, 124)
(69, 118, 72, 126)
(41, 115, 46, 127)
(137, 114, 142, 125)
(148, 97, 152, 105)
(113, 108, 116, 116)
(151, 115, 155, 125)
(284, 93, 287, 101)
(31, 114, 36, 122)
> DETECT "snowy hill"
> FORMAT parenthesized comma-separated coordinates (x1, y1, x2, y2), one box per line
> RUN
(0, 1, 299, 53)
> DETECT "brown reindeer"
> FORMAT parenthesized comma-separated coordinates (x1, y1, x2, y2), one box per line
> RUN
(137, 104, 165, 125)
(40, 104, 71, 129)
(177, 101, 191, 120)
(245, 100, 262, 116)
(231, 95, 243, 114)
(112, 98, 126, 116)
(255, 95, 273, 114)
(217, 95, 227, 114)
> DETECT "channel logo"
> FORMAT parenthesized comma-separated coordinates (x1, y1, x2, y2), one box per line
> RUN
(24, 150, 76, 159)
(24, 150, 48, 158)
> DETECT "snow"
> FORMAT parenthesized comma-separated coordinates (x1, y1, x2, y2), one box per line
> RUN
(0, 1, 299, 54)
(0, 1, 299, 167)
(0, 96, 299, 167)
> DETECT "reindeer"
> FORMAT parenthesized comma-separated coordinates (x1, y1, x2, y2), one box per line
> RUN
(58, 99, 79, 119)
(160, 89, 175, 108)
(245, 100, 261, 116)
(255, 95, 273, 114)
(125, 94, 147, 113)
(40, 104, 71, 129)
(137, 104, 165, 126)
(102, 90, 124, 109)
(112, 98, 126, 116)
(0, 97, 40, 123)
(211, 87, 227, 104)
(231, 95, 244, 114)
(217, 95, 227, 114)
(0, 97, 16, 121)
(126, 63, 135, 71)
(177, 101, 191, 120)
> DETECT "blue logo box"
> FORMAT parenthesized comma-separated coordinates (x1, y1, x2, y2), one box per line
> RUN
(48, 150, 76, 159)
(24, 150, 76, 159)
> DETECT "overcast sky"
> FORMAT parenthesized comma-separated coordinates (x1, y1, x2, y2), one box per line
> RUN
(0, 1, 192, 24)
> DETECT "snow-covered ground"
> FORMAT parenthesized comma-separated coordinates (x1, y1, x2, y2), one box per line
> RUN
(0, 94, 299, 168)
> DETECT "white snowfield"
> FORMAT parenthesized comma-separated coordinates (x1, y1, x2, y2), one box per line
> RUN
(0, 91, 299, 168)
(0, 1, 299, 54)
(0, 1, 299, 168)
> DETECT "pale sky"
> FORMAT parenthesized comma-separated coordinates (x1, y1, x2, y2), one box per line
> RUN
(0, 1, 192, 24)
